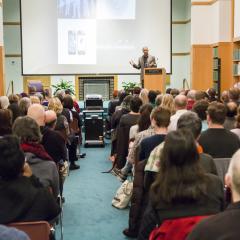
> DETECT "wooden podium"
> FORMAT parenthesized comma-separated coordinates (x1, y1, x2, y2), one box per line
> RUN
(144, 68, 166, 93)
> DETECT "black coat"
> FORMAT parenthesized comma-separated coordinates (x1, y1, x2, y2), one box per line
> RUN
(0, 176, 60, 224)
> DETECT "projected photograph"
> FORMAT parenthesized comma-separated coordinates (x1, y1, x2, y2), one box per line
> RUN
(58, 0, 96, 19)
(58, 19, 96, 64)
(96, 0, 136, 19)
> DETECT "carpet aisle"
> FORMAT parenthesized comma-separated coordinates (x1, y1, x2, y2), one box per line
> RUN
(57, 141, 130, 240)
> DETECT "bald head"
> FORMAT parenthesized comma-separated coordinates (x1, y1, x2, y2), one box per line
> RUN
(226, 150, 240, 199)
(174, 94, 187, 110)
(45, 110, 57, 127)
(226, 101, 237, 117)
(27, 104, 45, 127)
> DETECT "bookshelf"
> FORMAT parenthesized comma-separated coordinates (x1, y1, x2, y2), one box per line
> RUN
(213, 46, 221, 96)
(233, 40, 240, 81)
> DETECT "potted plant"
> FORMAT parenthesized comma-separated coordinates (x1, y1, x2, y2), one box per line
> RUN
(122, 82, 140, 94)
(52, 79, 75, 95)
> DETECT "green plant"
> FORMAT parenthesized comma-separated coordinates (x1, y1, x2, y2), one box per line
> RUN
(52, 79, 75, 95)
(122, 82, 140, 94)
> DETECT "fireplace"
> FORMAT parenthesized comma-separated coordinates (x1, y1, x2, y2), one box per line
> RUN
(78, 76, 114, 101)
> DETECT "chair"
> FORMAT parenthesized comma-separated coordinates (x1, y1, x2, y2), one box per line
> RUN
(8, 221, 51, 240)
(149, 215, 209, 240)
(27, 81, 44, 95)
(213, 158, 231, 184)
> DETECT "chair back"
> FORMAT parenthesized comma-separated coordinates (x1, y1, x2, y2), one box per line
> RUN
(8, 221, 50, 240)
(149, 215, 209, 240)
(213, 158, 231, 184)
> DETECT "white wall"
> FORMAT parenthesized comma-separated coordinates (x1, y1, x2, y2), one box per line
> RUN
(234, 0, 240, 38)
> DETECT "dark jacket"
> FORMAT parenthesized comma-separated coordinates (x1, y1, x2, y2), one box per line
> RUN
(138, 174, 224, 240)
(187, 201, 240, 240)
(0, 176, 60, 224)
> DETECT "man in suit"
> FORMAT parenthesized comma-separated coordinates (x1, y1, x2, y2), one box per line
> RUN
(130, 47, 157, 87)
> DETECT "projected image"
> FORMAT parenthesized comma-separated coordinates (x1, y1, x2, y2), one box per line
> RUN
(58, 19, 96, 64)
(96, 0, 136, 19)
(58, 0, 96, 19)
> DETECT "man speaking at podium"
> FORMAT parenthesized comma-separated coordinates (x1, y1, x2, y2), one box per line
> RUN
(130, 46, 157, 87)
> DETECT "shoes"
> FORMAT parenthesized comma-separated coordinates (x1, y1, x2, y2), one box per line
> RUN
(69, 163, 80, 170)
(122, 228, 138, 238)
(80, 153, 86, 158)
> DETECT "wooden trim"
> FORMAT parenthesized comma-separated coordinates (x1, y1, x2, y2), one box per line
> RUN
(172, 52, 190, 56)
(114, 75, 118, 90)
(0, 46, 5, 95)
(172, 19, 191, 24)
(5, 54, 21, 58)
(192, 44, 212, 48)
(3, 22, 21, 26)
(75, 76, 79, 100)
(192, 0, 218, 6)
(232, 0, 234, 40)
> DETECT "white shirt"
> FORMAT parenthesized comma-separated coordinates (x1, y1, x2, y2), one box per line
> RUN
(168, 109, 188, 132)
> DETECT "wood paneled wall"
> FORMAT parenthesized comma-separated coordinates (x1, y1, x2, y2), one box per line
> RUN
(191, 45, 213, 90)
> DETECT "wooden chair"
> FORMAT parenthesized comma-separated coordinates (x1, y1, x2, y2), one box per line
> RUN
(8, 221, 51, 240)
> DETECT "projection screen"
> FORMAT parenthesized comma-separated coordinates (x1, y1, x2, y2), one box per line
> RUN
(20, 0, 172, 75)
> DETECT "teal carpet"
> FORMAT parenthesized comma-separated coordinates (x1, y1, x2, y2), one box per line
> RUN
(56, 141, 130, 240)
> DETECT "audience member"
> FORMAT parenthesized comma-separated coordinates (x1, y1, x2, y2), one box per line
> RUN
(160, 94, 175, 114)
(155, 94, 163, 107)
(228, 88, 240, 105)
(195, 90, 208, 101)
(0, 225, 30, 240)
(224, 101, 237, 130)
(170, 88, 179, 98)
(12, 116, 59, 198)
(138, 129, 224, 240)
(186, 90, 196, 110)
(192, 99, 209, 131)
(231, 112, 240, 139)
(0, 109, 12, 136)
(187, 149, 240, 240)
(168, 94, 188, 131)
(30, 95, 41, 104)
(148, 90, 157, 107)
(199, 102, 240, 158)
(0, 135, 60, 224)
(8, 94, 20, 122)
(207, 88, 218, 102)
(18, 97, 31, 116)
(221, 90, 229, 104)
(0, 95, 10, 109)
(139, 88, 149, 105)
(27, 104, 46, 129)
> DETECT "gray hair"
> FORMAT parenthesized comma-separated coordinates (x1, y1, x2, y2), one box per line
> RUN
(19, 97, 31, 116)
(12, 116, 42, 143)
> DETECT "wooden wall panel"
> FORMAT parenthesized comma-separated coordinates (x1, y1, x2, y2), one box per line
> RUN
(191, 45, 213, 90)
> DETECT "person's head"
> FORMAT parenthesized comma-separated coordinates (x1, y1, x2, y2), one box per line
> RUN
(174, 94, 187, 110)
(139, 88, 149, 105)
(12, 116, 42, 143)
(34, 93, 43, 103)
(228, 88, 240, 102)
(170, 88, 180, 98)
(160, 94, 175, 114)
(18, 97, 31, 116)
(48, 97, 63, 115)
(130, 96, 142, 113)
(27, 104, 45, 127)
(137, 104, 153, 132)
(155, 94, 163, 107)
(30, 95, 41, 104)
(195, 90, 208, 101)
(8, 94, 19, 104)
(133, 86, 141, 95)
(207, 101, 226, 126)
(225, 149, 240, 201)
(55, 89, 65, 103)
(118, 91, 128, 104)
(187, 90, 196, 100)
(0, 96, 9, 109)
(226, 101, 238, 118)
(142, 46, 149, 57)
(165, 88, 172, 94)
(177, 112, 202, 139)
(121, 95, 133, 111)
(112, 90, 118, 99)
(148, 90, 157, 105)
(45, 110, 57, 129)
(235, 114, 240, 129)
(150, 107, 171, 129)
(0, 109, 12, 135)
(63, 94, 74, 110)
(0, 135, 25, 180)
(221, 90, 229, 104)
(207, 88, 217, 101)
(151, 129, 206, 204)
(192, 99, 209, 121)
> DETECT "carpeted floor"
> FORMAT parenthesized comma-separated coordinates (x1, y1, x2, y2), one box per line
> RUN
(56, 141, 130, 240)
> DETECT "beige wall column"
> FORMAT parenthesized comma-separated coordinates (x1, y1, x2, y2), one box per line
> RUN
(0, 0, 5, 95)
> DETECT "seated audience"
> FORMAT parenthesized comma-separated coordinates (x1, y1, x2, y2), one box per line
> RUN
(195, 90, 208, 101)
(138, 129, 224, 240)
(221, 90, 229, 104)
(224, 101, 237, 130)
(148, 90, 157, 107)
(207, 88, 217, 102)
(0, 225, 30, 240)
(27, 104, 45, 130)
(160, 94, 175, 115)
(0, 109, 12, 136)
(139, 107, 170, 161)
(18, 97, 31, 116)
(187, 149, 240, 240)
(139, 89, 149, 105)
(0, 95, 10, 109)
(12, 116, 59, 198)
(199, 102, 240, 158)
(168, 94, 188, 131)
(228, 87, 240, 105)
(192, 99, 209, 131)
(170, 88, 179, 98)
(186, 90, 196, 110)
(155, 94, 163, 107)
(108, 90, 120, 117)
(30, 95, 41, 104)
(0, 135, 60, 224)
(8, 94, 20, 122)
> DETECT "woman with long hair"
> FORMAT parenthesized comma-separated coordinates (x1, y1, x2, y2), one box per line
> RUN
(160, 94, 175, 115)
(138, 129, 224, 240)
